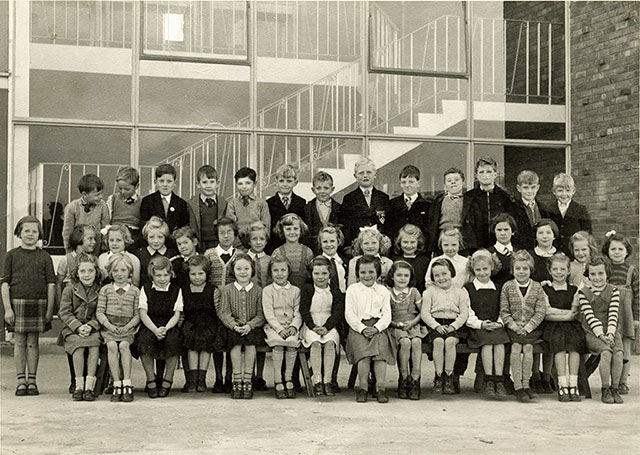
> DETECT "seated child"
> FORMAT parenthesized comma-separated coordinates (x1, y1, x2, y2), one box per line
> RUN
(347, 226, 393, 286)
(391, 223, 430, 293)
(98, 224, 141, 287)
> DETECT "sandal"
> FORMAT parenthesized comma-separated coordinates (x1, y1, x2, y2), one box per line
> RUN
(568, 386, 581, 402)
(146, 380, 159, 399)
(15, 383, 28, 397)
(110, 386, 122, 403)
(557, 386, 570, 403)
(158, 379, 173, 398)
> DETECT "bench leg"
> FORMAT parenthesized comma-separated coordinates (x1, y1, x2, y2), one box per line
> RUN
(347, 364, 358, 390)
(578, 354, 592, 399)
(94, 348, 110, 395)
(298, 351, 314, 398)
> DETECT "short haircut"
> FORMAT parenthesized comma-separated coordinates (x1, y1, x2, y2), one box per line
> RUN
(547, 252, 571, 274)
(14, 216, 44, 240)
(385, 260, 416, 288)
(475, 156, 497, 173)
(276, 164, 298, 181)
(148, 255, 174, 279)
(585, 255, 611, 279)
(215, 216, 239, 237)
(399, 165, 420, 180)
(601, 231, 633, 260)
(234, 167, 257, 183)
(71, 253, 102, 284)
(69, 224, 95, 251)
(106, 252, 134, 278)
(274, 213, 309, 240)
(311, 255, 332, 274)
(394, 223, 426, 255)
(155, 163, 177, 180)
(142, 216, 170, 239)
(443, 167, 465, 182)
(490, 212, 517, 234)
(317, 224, 345, 250)
(430, 257, 457, 280)
(569, 231, 598, 260)
(242, 221, 269, 249)
(438, 228, 465, 251)
(173, 226, 198, 242)
(312, 171, 334, 186)
(510, 250, 535, 273)
(229, 252, 256, 279)
(517, 170, 539, 185)
(467, 249, 501, 276)
(553, 172, 575, 192)
(186, 254, 211, 275)
(354, 157, 376, 173)
(355, 254, 381, 278)
(104, 224, 134, 249)
(196, 165, 217, 182)
(534, 218, 560, 239)
(78, 174, 104, 194)
(267, 255, 292, 280)
(352, 226, 392, 256)
(116, 167, 140, 187)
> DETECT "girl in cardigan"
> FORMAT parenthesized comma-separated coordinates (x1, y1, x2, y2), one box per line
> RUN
(425, 228, 470, 289)
(391, 224, 430, 293)
(301, 256, 344, 396)
(98, 224, 141, 287)
(542, 253, 586, 402)
(602, 231, 638, 395)
(58, 253, 102, 401)
(2, 216, 56, 396)
(96, 253, 140, 402)
(568, 231, 596, 289)
(137, 256, 183, 399)
(262, 257, 302, 399)
(271, 213, 314, 290)
(464, 250, 509, 396)
(346, 255, 395, 403)
(216, 253, 265, 399)
(499, 250, 546, 403)
(387, 260, 427, 400)
(347, 226, 393, 286)
(422, 258, 470, 394)
(579, 256, 624, 404)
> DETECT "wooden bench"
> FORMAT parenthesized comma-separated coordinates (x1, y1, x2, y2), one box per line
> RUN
(256, 346, 314, 397)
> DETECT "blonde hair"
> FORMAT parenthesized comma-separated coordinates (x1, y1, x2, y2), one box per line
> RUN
(467, 249, 502, 276)
(438, 228, 465, 251)
(142, 216, 170, 239)
(353, 157, 376, 173)
(352, 226, 391, 256)
(552, 172, 575, 192)
(394, 224, 426, 255)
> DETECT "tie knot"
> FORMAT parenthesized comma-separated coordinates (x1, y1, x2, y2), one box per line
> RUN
(282, 196, 290, 207)
(82, 203, 94, 213)
(241, 195, 250, 206)
(205, 197, 214, 208)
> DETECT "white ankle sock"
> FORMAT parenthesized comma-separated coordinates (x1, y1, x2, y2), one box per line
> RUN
(75, 376, 85, 390)
(85, 376, 96, 391)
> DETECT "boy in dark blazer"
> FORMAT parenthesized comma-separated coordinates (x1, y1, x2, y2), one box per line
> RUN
(187, 165, 227, 252)
(340, 157, 390, 255)
(387, 165, 431, 249)
(305, 171, 342, 255)
(511, 170, 551, 250)
(265, 164, 307, 253)
(547, 172, 592, 254)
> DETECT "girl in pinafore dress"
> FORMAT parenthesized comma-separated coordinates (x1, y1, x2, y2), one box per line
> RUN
(347, 226, 393, 286)
(271, 213, 313, 289)
(387, 260, 427, 400)
(579, 256, 624, 404)
(262, 257, 302, 399)
(464, 250, 510, 397)
(300, 256, 344, 397)
(568, 231, 596, 289)
(1, 216, 56, 396)
(58, 253, 103, 401)
(216, 253, 265, 399)
(96, 253, 140, 402)
(542, 253, 586, 402)
(181, 255, 225, 393)
(346, 255, 396, 404)
(137, 256, 183, 399)
(391, 224, 430, 294)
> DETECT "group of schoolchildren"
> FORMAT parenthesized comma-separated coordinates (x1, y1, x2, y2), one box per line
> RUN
(2, 155, 637, 406)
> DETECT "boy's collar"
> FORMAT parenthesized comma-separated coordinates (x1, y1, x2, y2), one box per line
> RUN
(200, 193, 217, 202)
(480, 184, 495, 192)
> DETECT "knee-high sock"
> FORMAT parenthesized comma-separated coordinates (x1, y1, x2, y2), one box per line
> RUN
(323, 344, 336, 383)
(284, 348, 297, 382)
(310, 344, 322, 383)
(272, 347, 284, 384)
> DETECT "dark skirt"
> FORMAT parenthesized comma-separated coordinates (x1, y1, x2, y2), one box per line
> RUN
(542, 320, 587, 353)
(346, 318, 396, 365)
(467, 326, 510, 348)
(136, 326, 183, 359)
(506, 326, 543, 345)
(226, 326, 266, 347)
(427, 318, 468, 342)
(182, 320, 226, 353)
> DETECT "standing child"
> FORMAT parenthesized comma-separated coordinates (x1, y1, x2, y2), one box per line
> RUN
(529, 219, 559, 283)
(58, 254, 103, 401)
(542, 253, 586, 402)
(181, 255, 225, 393)
(425, 228, 470, 289)
(464, 250, 510, 396)
(387, 165, 431, 247)
(96, 253, 140, 402)
(170, 226, 199, 288)
(226, 167, 270, 243)
(579, 256, 624, 404)
(568, 231, 596, 289)
(391, 224, 430, 293)
(2, 216, 56, 396)
(62, 174, 110, 254)
(499, 250, 546, 402)
(387, 261, 426, 400)
(246, 221, 271, 288)
(262, 258, 302, 398)
(137, 256, 183, 398)
(204, 217, 240, 289)
(602, 231, 638, 395)
(422, 258, 470, 394)
(301, 256, 344, 396)
(107, 167, 143, 249)
(98, 224, 141, 287)
(345, 255, 395, 403)
(216, 253, 266, 399)
(347, 226, 393, 286)
(137, 216, 178, 288)
(266, 164, 307, 253)
(271, 213, 314, 290)
(187, 165, 227, 252)
(511, 170, 550, 251)
(548, 173, 592, 255)
(487, 213, 516, 286)
(305, 171, 342, 255)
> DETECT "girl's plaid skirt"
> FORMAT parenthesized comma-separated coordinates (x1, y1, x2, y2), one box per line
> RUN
(8, 298, 48, 333)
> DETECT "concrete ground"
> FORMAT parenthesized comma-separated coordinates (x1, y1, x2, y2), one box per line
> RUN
(1, 342, 639, 455)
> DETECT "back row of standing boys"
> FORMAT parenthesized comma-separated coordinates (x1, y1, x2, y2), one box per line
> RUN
(3, 155, 637, 405)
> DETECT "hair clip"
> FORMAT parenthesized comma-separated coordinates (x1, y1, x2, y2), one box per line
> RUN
(605, 230, 616, 238)
(359, 225, 380, 234)
(100, 225, 112, 236)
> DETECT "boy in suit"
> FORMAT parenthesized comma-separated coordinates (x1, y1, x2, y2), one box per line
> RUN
(548, 173, 592, 254)
(266, 164, 306, 253)
(340, 157, 390, 255)
(187, 165, 227, 252)
(387, 165, 431, 249)
(511, 170, 550, 250)
(305, 171, 342, 255)
(140, 163, 189, 247)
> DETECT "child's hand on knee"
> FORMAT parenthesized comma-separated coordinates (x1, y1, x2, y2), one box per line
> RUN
(4, 308, 14, 325)
(436, 325, 448, 335)
(279, 329, 289, 339)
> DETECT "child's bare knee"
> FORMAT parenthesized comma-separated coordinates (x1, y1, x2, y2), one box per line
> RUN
(118, 342, 130, 354)
(106, 341, 118, 353)
(433, 338, 444, 348)
(399, 338, 411, 348)
(523, 344, 533, 354)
